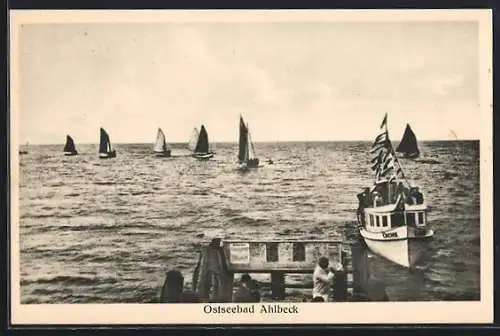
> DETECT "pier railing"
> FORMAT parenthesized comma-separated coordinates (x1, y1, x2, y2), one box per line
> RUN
(191, 238, 388, 302)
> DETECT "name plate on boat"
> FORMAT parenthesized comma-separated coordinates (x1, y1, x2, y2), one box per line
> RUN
(229, 243, 250, 264)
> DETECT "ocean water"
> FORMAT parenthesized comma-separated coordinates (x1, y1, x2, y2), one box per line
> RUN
(17, 141, 480, 303)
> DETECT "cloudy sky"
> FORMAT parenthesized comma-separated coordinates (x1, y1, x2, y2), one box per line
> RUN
(16, 20, 480, 144)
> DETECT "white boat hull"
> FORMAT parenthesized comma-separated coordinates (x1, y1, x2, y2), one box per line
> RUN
(99, 151, 116, 159)
(193, 152, 214, 160)
(360, 226, 433, 268)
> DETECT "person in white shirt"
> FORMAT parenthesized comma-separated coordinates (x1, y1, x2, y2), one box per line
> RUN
(313, 257, 343, 302)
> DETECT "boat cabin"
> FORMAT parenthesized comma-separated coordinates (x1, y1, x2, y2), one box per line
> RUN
(363, 203, 427, 232)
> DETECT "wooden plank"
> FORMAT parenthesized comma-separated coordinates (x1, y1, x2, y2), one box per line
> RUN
(223, 239, 344, 244)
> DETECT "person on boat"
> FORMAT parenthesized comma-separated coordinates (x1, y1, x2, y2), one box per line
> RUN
(159, 270, 184, 303)
(312, 257, 339, 302)
(408, 187, 420, 205)
(415, 187, 424, 204)
(233, 273, 259, 303)
(356, 193, 365, 224)
(396, 182, 409, 202)
(373, 191, 382, 207)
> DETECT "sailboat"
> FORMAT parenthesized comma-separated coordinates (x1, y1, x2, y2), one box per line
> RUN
(356, 113, 433, 268)
(238, 116, 260, 168)
(153, 128, 171, 157)
(63, 135, 78, 156)
(19, 141, 29, 155)
(395, 124, 420, 159)
(98, 127, 116, 159)
(191, 125, 215, 160)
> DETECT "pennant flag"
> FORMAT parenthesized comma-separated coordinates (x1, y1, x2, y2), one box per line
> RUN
(370, 151, 383, 164)
(381, 162, 394, 176)
(372, 131, 388, 145)
(380, 113, 388, 129)
(370, 141, 389, 154)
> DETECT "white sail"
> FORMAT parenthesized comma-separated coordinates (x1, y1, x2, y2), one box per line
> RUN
(247, 130, 257, 160)
(154, 128, 167, 153)
(188, 128, 199, 151)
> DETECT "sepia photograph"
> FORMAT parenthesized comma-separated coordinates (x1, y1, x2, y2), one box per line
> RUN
(9, 9, 492, 324)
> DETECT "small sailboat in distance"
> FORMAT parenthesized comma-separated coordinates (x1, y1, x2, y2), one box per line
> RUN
(98, 127, 116, 159)
(238, 115, 260, 169)
(395, 124, 420, 159)
(153, 128, 171, 157)
(63, 135, 78, 156)
(19, 141, 29, 155)
(191, 124, 215, 160)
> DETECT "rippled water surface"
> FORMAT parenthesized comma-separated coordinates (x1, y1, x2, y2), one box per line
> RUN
(18, 141, 480, 303)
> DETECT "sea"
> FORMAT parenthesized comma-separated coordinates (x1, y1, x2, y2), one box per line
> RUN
(17, 141, 480, 303)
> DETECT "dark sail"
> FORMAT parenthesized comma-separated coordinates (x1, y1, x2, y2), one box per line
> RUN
(194, 125, 209, 153)
(63, 135, 77, 153)
(99, 128, 111, 153)
(396, 124, 419, 158)
(238, 117, 248, 162)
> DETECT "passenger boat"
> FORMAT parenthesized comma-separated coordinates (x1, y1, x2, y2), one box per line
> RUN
(356, 114, 434, 268)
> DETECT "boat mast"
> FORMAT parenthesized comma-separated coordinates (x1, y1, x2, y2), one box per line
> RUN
(384, 118, 411, 188)
(372, 114, 411, 190)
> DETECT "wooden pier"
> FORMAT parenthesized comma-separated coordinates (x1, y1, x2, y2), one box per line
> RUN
(191, 238, 388, 302)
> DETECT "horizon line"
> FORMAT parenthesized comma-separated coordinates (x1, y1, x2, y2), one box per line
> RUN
(19, 138, 479, 146)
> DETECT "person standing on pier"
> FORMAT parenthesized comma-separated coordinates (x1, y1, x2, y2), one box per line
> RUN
(313, 257, 337, 302)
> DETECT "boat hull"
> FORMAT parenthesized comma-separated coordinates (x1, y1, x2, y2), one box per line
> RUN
(359, 226, 433, 268)
(99, 150, 116, 159)
(239, 158, 261, 169)
(64, 151, 78, 156)
(193, 152, 214, 160)
(396, 152, 419, 159)
(154, 150, 171, 157)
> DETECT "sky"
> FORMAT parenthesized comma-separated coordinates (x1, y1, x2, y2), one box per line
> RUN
(16, 20, 481, 144)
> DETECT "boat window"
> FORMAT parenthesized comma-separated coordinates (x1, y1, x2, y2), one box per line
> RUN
(391, 213, 405, 227)
(292, 243, 306, 262)
(382, 216, 388, 227)
(406, 213, 416, 226)
(418, 212, 425, 224)
(376, 216, 380, 227)
(266, 243, 279, 262)
(369, 215, 373, 226)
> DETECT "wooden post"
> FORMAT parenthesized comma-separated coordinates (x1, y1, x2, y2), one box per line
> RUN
(222, 272, 234, 302)
(351, 243, 370, 300)
(332, 270, 348, 301)
(270, 271, 285, 300)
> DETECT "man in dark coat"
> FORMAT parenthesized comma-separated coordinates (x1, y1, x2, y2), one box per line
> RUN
(233, 274, 260, 303)
(159, 270, 184, 303)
